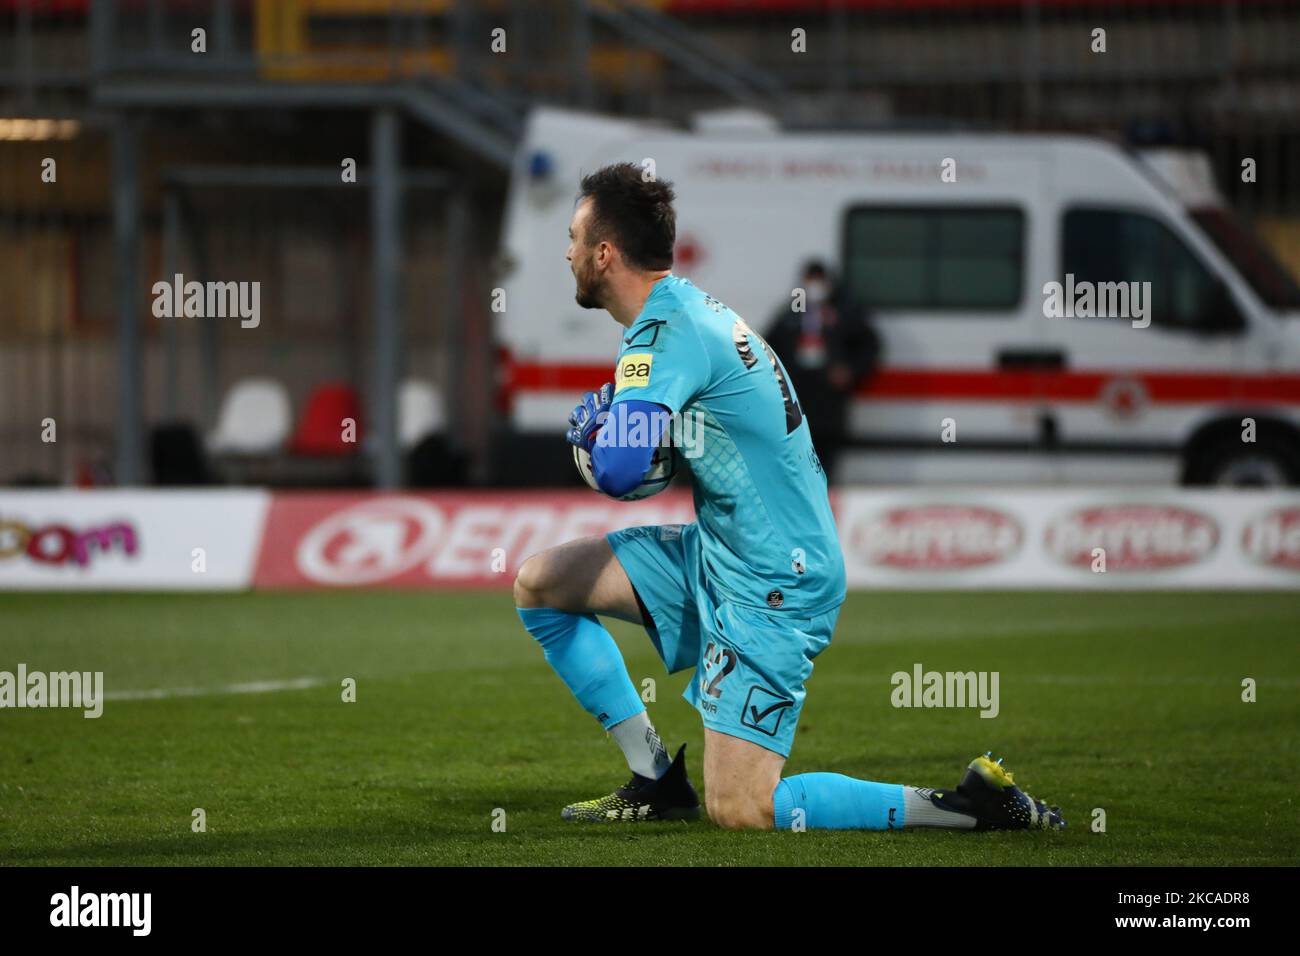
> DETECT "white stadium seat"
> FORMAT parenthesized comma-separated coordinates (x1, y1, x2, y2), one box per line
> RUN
(398, 379, 445, 451)
(207, 378, 293, 455)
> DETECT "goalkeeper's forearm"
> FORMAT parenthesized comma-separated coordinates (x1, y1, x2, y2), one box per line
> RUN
(590, 399, 670, 498)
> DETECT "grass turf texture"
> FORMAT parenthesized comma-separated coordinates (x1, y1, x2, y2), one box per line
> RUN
(1, 590, 1296, 866)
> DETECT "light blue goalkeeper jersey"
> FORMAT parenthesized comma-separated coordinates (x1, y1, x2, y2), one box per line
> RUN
(610, 274, 846, 614)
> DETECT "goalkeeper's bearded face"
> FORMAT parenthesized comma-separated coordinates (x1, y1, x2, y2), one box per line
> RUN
(567, 199, 609, 311)
(572, 248, 605, 310)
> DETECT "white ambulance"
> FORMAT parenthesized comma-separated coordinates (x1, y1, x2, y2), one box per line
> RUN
(496, 107, 1300, 486)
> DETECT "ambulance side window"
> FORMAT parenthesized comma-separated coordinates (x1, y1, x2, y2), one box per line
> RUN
(1061, 208, 1238, 333)
(841, 206, 1023, 312)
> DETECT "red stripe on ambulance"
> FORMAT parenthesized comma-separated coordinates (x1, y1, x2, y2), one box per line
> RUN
(508, 361, 1300, 405)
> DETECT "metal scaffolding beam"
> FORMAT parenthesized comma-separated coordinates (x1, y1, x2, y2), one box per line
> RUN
(162, 165, 449, 191)
(112, 116, 143, 485)
(94, 82, 516, 170)
(443, 188, 470, 468)
(369, 108, 403, 489)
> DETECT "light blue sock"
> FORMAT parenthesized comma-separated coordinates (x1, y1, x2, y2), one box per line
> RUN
(517, 607, 645, 731)
(772, 773, 906, 830)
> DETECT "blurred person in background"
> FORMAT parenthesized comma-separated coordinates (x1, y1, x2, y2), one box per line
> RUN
(766, 261, 880, 482)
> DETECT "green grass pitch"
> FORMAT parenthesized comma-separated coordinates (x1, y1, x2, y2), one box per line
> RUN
(1, 590, 1296, 866)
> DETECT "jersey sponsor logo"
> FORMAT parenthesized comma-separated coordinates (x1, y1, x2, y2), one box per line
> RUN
(615, 353, 653, 392)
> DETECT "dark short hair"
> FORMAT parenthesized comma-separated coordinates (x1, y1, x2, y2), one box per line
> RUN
(801, 260, 828, 280)
(578, 163, 676, 271)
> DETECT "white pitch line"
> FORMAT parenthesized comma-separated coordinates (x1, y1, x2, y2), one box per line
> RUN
(103, 677, 325, 702)
(840, 608, 1298, 644)
(1019, 673, 1300, 688)
(819, 672, 1300, 688)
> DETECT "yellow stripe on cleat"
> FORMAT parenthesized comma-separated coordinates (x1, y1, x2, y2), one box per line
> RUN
(970, 754, 1017, 788)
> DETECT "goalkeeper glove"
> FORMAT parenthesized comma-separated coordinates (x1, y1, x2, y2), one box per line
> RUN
(565, 382, 613, 452)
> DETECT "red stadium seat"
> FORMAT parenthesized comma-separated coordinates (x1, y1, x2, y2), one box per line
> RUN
(288, 383, 363, 456)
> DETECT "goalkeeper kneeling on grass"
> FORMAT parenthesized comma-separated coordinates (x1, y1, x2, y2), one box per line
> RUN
(513, 161, 1065, 832)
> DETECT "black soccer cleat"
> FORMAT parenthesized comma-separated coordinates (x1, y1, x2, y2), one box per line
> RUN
(927, 752, 1066, 831)
(561, 743, 702, 822)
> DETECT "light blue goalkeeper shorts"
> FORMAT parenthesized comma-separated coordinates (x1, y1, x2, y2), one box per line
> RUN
(606, 522, 838, 758)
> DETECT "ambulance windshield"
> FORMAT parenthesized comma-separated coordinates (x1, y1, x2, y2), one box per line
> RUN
(1191, 208, 1300, 310)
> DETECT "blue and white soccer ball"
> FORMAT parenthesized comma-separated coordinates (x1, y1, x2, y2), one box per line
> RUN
(572, 440, 678, 501)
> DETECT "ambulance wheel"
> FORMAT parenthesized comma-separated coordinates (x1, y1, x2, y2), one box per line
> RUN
(1183, 434, 1300, 487)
